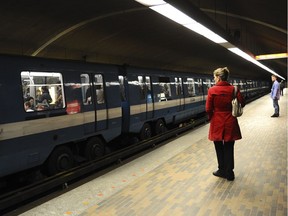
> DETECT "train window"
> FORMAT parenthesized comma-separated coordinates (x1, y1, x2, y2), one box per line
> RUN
(145, 76, 151, 92)
(203, 79, 212, 95)
(240, 80, 244, 89)
(254, 81, 257, 88)
(21, 71, 65, 112)
(175, 77, 183, 96)
(138, 76, 145, 100)
(158, 77, 171, 101)
(94, 74, 105, 104)
(247, 80, 252, 89)
(118, 75, 126, 101)
(137, 76, 152, 101)
(187, 78, 195, 97)
(81, 74, 92, 105)
(196, 79, 203, 95)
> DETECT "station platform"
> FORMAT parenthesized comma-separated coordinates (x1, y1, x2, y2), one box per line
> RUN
(19, 92, 287, 216)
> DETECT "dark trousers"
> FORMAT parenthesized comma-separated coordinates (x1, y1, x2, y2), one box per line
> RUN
(214, 141, 235, 175)
(273, 99, 279, 115)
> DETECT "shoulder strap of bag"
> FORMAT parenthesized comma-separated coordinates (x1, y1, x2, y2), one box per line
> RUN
(233, 86, 237, 98)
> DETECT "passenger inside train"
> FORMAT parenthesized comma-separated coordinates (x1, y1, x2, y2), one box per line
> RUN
(24, 101, 34, 112)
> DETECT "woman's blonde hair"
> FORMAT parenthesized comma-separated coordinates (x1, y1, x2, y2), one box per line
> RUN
(213, 67, 230, 81)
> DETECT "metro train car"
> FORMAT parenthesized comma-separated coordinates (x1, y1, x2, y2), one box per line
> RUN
(0, 55, 123, 178)
(120, 66, 213, 140)
(0, 55, 270, 179)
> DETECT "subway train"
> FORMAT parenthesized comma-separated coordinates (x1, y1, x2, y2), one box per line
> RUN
(0, 55, 270, 179)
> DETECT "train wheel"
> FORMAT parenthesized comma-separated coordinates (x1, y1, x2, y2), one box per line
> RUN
(84, 137, 105, 161)
(139, 123, 152, 140)
(155, 119, 167, 135)
(45, 146, 74, 176)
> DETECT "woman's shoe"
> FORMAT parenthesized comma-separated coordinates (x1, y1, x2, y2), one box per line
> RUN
(226, 171, 235, 181)
(213, 170, 226, 178)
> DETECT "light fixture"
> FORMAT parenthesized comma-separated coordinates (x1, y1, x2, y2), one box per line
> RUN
(184, 23, 227, 44)
(134, 0, 285, 80)
(150, 3, 195, 25)
(255, 53, 288, 60)
(134, 0, 166, 7)
(149, 3, 227, 44)
(228, 48, 282, 77)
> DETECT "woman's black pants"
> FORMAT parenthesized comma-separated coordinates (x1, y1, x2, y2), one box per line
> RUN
(213, 141, 235, 175)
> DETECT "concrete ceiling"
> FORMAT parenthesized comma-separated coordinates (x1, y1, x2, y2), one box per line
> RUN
(0, 0, 287, 80)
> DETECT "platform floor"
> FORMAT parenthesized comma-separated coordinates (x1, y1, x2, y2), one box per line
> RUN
(18, 92, 287, 216)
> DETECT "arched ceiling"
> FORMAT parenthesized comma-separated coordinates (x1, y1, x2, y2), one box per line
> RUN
(0, 0, 287, 80)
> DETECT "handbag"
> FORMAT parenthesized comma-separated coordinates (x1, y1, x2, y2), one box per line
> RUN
(232, 86, 243, 117)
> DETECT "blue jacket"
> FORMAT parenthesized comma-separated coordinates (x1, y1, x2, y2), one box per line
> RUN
(271, 80, 280, 100)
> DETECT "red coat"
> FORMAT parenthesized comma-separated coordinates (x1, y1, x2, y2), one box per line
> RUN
(206, 81, 245, 141)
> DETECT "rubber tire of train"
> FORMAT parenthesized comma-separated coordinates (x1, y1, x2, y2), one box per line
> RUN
(155, 119, 167, 135)
(45, 146, 74, 176)
(84, 137, 105, 161)
(139, 123, 152, 141)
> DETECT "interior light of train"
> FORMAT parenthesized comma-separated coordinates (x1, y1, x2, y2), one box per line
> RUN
(135, 0, 285, 80)
(21, 71, 61, 77)
(255, 53, 288, 60)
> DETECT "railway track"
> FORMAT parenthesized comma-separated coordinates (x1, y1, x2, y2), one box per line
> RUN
(0, 116, 207, 215)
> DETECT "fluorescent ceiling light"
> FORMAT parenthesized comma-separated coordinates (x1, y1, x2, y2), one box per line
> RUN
(150, 4, 195, 25)
(228, 48, 285, 80)
(255, 53, 288, 60)
(135, 0, 285, 80)
(184, 23, 227, 44)
(228, 48, 256, 63)
(151, 4, 227, 44)
(134, 0, 166, 7)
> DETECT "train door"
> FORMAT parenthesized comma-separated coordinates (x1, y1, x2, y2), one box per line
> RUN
(119, 75, 129, 133)
(145, 76, 154, 119)
(138, 75, 154, 120)
(81, 73, 107, 134)
(194, 78, 205, 112)
(93, 74, 107, 131)
(81, 74, 95, 134)
(175, 77, 184, 111)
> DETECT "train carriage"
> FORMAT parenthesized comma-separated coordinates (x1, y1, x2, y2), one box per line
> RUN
(0, 55, 122, 177)
(121, 67, 211, 140)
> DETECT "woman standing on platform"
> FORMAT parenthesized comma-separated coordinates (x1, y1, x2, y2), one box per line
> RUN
(205, 67, 245, 181)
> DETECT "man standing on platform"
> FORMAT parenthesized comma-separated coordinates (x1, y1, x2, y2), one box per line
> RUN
(270, 75, 280, 117)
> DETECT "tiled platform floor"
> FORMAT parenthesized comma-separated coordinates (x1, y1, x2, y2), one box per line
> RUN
(19, 92, 287, 216)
